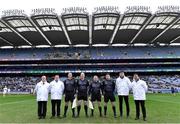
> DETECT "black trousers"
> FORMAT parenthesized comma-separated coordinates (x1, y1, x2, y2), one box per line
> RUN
(38, 101, 47, 117)
(134, 100, 146, 118)
(118, 95, 130, 116)
(51, 100, 61, 116)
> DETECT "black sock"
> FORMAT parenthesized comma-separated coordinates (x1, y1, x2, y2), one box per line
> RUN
(91, 109, 94, 116)
(113, 106, 116, 116)
(104, 106, 107, 116)
(84, 105, 88, 116)
(64, 106, 68, 116)
(98, 106, 102, 116)
(72, 108, 75, 116)
(77, 106, 81, 116)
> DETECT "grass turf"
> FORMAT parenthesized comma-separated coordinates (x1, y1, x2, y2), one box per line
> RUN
(0, 94, 180, 123)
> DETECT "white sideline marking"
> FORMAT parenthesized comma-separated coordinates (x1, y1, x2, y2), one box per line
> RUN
(0, 99, 34, 106)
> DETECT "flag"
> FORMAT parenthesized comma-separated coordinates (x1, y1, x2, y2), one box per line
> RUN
(72, 98, 77, 109)
(88, 99, 94, 109)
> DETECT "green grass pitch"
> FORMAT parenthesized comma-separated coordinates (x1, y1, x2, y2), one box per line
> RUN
(0, 94, 180, 123)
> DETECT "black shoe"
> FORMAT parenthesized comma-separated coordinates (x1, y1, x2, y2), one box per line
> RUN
(143, 118, 147, 121)
(135, 117, 139, 120)
(38, 116, 42, 119)
(50, 116, 55, 119)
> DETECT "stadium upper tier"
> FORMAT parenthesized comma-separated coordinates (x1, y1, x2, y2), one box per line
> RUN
(0, 46, 179, 60)
(0, 6, 180, 47)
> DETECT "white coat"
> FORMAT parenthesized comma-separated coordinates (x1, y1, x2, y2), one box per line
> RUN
(115, 76, 131, 96)
(49, 80, 64, 100)
(131, 79, 148, 100)
(34, 81, 50, 101)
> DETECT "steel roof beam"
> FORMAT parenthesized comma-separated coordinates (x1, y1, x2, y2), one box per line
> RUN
(130, 15, 155, 44)
(1, 20, 32, 45)
(28, 17, 52, 45)
(109, 14, 124, 44)
(58, 16, 72, 45)
(89, 15, 92, 45)
(0, 36, 13, 45)
(149, 17, 180, 44)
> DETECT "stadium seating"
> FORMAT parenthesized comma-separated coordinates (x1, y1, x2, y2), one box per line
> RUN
(0, 46, 180, 60)
(0, 75, 179, 93)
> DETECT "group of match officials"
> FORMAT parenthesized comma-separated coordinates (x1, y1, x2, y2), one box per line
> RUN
(34, 72, 148, 121)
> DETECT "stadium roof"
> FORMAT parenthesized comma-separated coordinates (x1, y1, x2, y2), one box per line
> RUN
(1, 6, 180, 48)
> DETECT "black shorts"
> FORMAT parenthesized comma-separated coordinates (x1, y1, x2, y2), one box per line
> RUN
(91, 94, 101, 102)
(77, 93, 88, 101)
(104, 93, 115, 103)
(65, 93, 74, 102)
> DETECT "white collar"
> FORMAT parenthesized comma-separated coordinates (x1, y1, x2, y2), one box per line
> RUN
(119, 76, 125, 79)
(40, 81, 47, 85)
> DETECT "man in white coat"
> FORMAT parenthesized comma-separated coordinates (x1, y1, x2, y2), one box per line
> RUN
(131, 74, 148, 121)
(34, 76, 50, 119)
(49, 75, 64, 119)
(115, 71, 131, 118)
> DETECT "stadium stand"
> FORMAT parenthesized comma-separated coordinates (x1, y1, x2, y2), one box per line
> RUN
(0, 46, 179, 60)
(142, 75, 180, 93)
(0, 75, 179, 93)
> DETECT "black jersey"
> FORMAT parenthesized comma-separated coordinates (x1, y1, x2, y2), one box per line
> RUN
(64, 78, 76, 94)
(89, 81, 103, 95)
(76, 79, 89, 94)
(102, 79, 115, 94)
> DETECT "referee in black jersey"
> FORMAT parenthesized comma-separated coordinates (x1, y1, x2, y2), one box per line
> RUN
(63, 72, 76, 118)
(102, 73, 117, 118)
(88, 75, 103, 117)
(76, 72, 89, 117)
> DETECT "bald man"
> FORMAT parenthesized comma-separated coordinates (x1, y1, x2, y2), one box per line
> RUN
(76, 72, 89, 117)
(88, 75, 103, 117)
(34, 76, 50, 119)
(102, 73, 117, 118)
(63, 73, 76, 118)
(49, 75, 64, 119)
